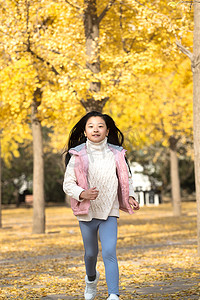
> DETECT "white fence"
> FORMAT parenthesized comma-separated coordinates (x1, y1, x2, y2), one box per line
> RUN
(135, 189, 161, 207)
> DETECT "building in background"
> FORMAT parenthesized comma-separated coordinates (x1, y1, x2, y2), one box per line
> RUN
(130, 163, 162, 206)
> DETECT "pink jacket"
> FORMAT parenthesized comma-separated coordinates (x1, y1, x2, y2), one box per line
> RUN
(69, 143, 134, 216)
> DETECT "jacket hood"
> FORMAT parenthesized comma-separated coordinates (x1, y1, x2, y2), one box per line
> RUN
(69, 143, 86, 155)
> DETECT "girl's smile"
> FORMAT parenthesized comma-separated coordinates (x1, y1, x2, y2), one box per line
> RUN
(85, 116, 109, 143)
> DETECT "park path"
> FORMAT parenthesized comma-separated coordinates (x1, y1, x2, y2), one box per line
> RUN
(1, 240, 199, 299)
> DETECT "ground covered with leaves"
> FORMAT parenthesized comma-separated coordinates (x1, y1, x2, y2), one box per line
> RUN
(0, 202, 200, 299)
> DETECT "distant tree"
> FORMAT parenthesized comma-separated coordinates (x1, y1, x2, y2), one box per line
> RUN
(174, 0, 200, 255)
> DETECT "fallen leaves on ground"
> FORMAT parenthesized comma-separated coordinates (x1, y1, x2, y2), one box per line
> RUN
(0, 202, 200, 299)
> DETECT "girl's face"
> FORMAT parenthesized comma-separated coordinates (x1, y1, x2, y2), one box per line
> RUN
(85, 116, 109, 143)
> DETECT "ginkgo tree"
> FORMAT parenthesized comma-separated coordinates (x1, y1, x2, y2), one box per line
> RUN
(172, 0, 200, 255)
(0, 0, 78, 233)
(102, 0, 193, 217)
(0, 0, 126, 233)
(0, 0, 194, 234)
(104, 52, 193, 214)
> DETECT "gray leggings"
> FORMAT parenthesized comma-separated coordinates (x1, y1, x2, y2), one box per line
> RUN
(79, 216, 119, 295)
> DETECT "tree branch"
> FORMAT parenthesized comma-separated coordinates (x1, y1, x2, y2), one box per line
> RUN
(65, 0, 81, 11)
(98, 0, 116, 24)
(25, 0, 31, 50)
(125, 0, 173, 27)
(27, 47, 59, 75)
(23, 0, 59, 76)
(134, 0, 156, 13)
(50, 49, 84, 71)
(176, 40, 193, 60)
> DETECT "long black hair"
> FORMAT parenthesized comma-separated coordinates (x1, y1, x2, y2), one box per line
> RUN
(64, 111, 124, 166)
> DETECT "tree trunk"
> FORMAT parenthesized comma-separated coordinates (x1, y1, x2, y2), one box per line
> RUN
(169, 137, 181, 216)
(193, 1, 200, 255)
(81, 0, 109, 112)
(65, 194, 71, 207)
(0, 133, 2, 228)
(31, 88, 45, 234)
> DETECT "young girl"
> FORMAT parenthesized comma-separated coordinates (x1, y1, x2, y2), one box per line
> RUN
(63, 111, 139, 300)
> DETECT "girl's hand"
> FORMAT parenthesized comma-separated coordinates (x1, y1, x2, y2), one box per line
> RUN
(79, 187, 99, 200)
(129, 196, 140, 210)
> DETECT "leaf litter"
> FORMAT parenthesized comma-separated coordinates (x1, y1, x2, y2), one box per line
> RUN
(0, 202, 200, 299)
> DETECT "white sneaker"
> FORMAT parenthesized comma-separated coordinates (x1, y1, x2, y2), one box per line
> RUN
(107, 294, 119, 300)
(84, 271, 100, 300)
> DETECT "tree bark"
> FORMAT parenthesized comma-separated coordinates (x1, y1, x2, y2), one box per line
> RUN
(169, 137, 181, 216)
(65, 194, 71, 207)
(0, 133, 2, 228)
(193, 1, 200, 256)
(31, 88, 45, 234)
(81, 0, 109, 112)
(176, 0, 200, 257)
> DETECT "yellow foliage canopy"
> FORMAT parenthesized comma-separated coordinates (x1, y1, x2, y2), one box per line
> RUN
(0, 0, 193, 157)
